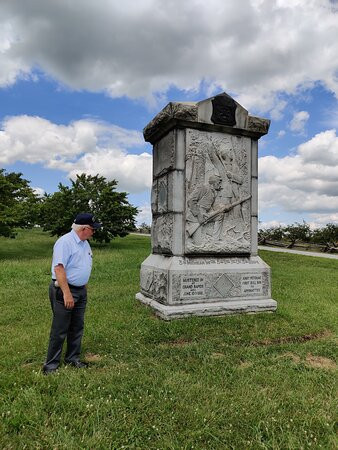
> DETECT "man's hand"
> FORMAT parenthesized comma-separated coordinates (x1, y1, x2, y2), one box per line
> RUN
(55, 264, 74, 309)
(63, 292, 75, 309)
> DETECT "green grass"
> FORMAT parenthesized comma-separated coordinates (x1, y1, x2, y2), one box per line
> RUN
(0, 229, 337, 449)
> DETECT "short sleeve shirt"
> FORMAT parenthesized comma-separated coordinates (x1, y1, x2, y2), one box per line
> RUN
(51, 230, 93, 286)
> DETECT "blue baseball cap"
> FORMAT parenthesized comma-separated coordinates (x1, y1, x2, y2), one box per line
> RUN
(74, 213, 102, 229)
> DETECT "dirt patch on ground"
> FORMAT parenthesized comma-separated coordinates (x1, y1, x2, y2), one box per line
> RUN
(211, 352, 226, 359)
(238, 361, 253, 369)
(305, 354, 336, 370)
(84, 353, 103, 362)
(277, 352, 301, 363)
(250, 329, 332, 347)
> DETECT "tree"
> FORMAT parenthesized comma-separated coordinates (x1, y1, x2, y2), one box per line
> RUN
(0, 168, 41, 237)
(258, 225, 284, 244)
(312, 223, 338, 247)
(283, 221, 311, 247)
(138, 222, 151, 234)
(39, 174, 138, 243)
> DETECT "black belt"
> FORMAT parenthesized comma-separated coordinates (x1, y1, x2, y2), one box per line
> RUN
(52, 280, 85, 290)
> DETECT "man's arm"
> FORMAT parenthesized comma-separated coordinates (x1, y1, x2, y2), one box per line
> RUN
(54, 264, 74, 309)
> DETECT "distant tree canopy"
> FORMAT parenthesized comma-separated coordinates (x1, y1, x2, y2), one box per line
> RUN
(258, 221, 338, 247)
(39, 174, 138, 243)
(0, 168, 41, 237)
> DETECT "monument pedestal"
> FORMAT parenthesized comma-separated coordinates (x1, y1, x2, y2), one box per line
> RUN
(136, 93, 277, 319)
(136, 254, 276, 320)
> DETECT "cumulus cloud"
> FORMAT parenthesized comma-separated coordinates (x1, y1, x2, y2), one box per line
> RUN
(289, 110, 310, 134)
(32, 186, 46, 197)
(0, 0, 337, 112)
(258, 129, 338, 223)
(136, 204, 152, 226)
(0, 115, 151, 193)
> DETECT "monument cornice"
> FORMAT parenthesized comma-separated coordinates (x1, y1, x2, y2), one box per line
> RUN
(144, 117, 268, 144)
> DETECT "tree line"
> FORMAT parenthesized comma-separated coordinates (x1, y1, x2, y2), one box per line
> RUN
(0, 169, 137, 243)
(2, 168, 337, 247)
(258, 221, 338, 249)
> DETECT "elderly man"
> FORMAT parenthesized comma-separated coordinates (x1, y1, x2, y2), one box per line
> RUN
(42, 213, 101, 375)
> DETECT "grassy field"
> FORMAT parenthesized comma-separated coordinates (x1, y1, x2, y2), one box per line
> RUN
(0, 229, 337, 449)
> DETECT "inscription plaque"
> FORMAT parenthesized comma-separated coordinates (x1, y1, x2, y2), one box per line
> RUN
(241, 274, 263, 295)
(181, 275, 206, 298)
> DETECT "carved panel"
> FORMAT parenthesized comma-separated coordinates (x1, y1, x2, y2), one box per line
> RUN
(153, 131, 175, 177)
(152, 214, 173, 254)
(140, 268, 154, 298)
(153, 270, 168, 304)
(151, 180, 158, 215)
(185, 129, 251, 254)
(157, 175, 168, 213)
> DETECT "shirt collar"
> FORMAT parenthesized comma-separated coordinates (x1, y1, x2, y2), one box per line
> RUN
(71, 229, 83, 244)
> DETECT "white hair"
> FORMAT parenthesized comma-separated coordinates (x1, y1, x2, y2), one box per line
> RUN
(71, 223, 86, 232)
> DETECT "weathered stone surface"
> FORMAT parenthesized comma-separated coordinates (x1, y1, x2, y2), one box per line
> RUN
(137, 92, 276, 319)
(247, 115, 270, 134)
(144, 102, 198, 143)
(136, 293, 277, 320)
(138, 254, 274, 312)
(185, 128, 251, 254)
(153, 130, 176, 177)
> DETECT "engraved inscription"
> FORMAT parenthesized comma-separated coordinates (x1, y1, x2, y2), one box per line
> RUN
(181, 275, 206, 299)
(177, 257, 259, 265)
(241, 274, 263, 295)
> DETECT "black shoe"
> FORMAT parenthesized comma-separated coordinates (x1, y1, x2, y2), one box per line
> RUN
(65, 360, 89, 369)
(42, 366, 58, 375)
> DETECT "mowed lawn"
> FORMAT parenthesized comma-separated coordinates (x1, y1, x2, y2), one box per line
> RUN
(0, 229, 337, 449)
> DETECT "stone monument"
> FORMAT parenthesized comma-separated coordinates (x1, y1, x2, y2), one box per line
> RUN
(136, 92, 277, 319)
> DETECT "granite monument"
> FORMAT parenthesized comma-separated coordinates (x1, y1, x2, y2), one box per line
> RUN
(136, 93, 277, 319)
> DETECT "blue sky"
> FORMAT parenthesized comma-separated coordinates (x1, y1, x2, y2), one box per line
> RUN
(0, 0, 337, 227)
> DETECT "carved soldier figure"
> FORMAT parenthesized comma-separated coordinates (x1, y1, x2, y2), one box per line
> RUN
(187, 174, 223, 244)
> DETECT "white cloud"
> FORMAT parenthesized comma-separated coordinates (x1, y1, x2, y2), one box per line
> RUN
(259, 220, 286, 229)
(136, 204, 152, 226)
(308, 213, 338, 228)
(259, 129, 338, 223)
(0, 0, 337, 112)
(298, 129, 338, 165)
(0, 115, 151, 193)
(32, 186, 46, 197)
(67, 150, 152, 193)
(289, 111, 310, 134)
(277, 130, 286, 138)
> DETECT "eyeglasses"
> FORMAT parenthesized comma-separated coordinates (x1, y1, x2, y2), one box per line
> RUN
(83, 226, 95, 233)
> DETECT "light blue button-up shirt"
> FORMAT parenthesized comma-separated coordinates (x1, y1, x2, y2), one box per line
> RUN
(51, 230, 93, 286)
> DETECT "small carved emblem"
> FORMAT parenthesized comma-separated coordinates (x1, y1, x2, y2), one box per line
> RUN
(211, 94, 237, 126)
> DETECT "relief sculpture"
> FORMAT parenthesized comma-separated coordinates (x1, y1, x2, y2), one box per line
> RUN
(185, 130, 251, 253)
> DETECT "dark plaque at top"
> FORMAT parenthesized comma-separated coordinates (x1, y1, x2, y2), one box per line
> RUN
(211, 93, 237, 126)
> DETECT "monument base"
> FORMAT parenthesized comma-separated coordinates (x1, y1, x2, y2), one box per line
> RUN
(136, 254, 277, 320)
(136, 292, 277, 320)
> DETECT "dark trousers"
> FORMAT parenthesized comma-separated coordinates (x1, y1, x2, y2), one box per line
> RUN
(44, 282, 87, 370)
